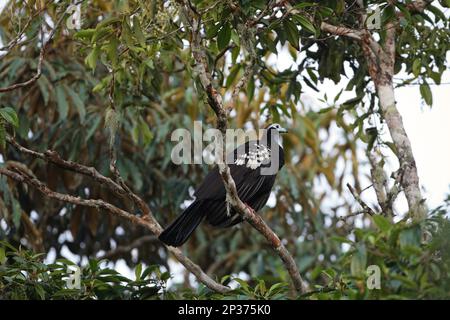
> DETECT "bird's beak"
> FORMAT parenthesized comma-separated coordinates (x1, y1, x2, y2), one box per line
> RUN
(278, 127, 288, 134)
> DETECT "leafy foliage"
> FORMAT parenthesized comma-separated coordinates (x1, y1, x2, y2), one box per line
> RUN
(2, 208, 449, 299)
(0, 0, 449, 300)
(0, 241, 167, 300)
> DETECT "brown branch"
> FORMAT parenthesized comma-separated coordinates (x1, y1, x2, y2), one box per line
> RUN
(320, 22, 363, 41)
(320, 2, 429, 221)
(3, 139, 230, 294)
(179, 0, 307, 294)
(0, 5, 67, 92)
(367, 150, 389, 214)
(347, 183, 376, 216)
(106, 74, 151, 219)
(0, 8, 43, 54)
(7, 137, 127, 198)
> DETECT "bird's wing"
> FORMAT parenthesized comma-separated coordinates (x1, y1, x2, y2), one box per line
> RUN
(194, 141, 255, 200)
(194, 141, 277, 202)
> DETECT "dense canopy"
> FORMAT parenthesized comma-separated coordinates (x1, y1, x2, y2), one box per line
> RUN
(0, 0, 449, 299)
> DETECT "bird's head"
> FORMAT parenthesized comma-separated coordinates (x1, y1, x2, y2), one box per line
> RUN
(266, 123, 288, 134)
(263, 123, 288, 147)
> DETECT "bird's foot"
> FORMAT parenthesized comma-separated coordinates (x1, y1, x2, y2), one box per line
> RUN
(243, 203, 254, 213)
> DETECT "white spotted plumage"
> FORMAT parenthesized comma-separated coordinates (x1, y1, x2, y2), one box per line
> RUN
(234, 144, 271, 170)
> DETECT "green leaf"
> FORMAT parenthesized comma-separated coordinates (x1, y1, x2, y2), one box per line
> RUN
(267, 282, 288, 297)
(74, 28, 95, 40)
(64, 85, 86, 124)
(283, 19, 299, 50)
(135, 263, 142, 281)
(0, 247, 6, 264)
(412, 59, 421, 77)
(399, 225, 421, 249)
(350, 244, 367, 277)
(419, 82, 433, 106)
(35, 284, 46, 300)
(372, 215, 392, 233)
(96, 17, 121, 30)
(55, 85, 69, 119)
(138, 118, 154, 147)
(293, 14, 316, 35)
(217, 22, 231, 51)
(37, 76, 51, 106)
(85, 46, 100, 70)
(246, 76, 255, 103)
(0, 107, 19, 127)
(132, 16, 146, 47)
(225, 64, 241, 88)
(106, 38, 119, 68)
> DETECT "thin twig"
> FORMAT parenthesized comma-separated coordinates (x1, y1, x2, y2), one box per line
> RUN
(347, 183, 376, 216)
(0, 6, 68, 93)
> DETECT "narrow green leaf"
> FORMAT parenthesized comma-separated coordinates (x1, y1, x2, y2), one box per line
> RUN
(350, 244, 367, 277)
(420, 82, 433, 106)
(64, 85, 86, 123)
(132, 16, 146, 46)
(246, 76, 255, 103)
(135, 263, 142, 281)
(0, 107, 19, 127)
(0, 247, 6, 264)
(37, 76, 51, 106)
(372, 215, 392, 233)
(85, 46, 100, 70)
(293, 14, 316, 35)
(412, 59, 421, 77)
(56, 86, 69, 119)
(217, 22, 231, 51)
(283, 19, 299, 50)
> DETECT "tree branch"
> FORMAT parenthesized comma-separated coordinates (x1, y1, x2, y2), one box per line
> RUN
(347, 183, 376, 216)
(0, 5, 68, 92)
(320, 22, 363, 41)
(320, 2, 429, 221)
(179, 0, 307, 294)
(2, 140, 230, 294)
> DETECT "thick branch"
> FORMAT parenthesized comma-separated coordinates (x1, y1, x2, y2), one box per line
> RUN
(180, 0, 307, 294)
(320, 3, 429, 220)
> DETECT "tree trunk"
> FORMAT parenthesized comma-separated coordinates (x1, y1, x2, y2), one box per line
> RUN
(376, 82, 427, 220)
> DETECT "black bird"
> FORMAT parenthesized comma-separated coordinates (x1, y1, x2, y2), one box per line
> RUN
(159, 123, 288, 247)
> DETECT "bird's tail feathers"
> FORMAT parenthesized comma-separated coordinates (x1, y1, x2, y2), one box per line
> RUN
(158, 201, 205, 247)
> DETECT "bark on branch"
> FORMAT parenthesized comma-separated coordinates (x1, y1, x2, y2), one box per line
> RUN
(1, 140, 230, 294)
(179, 0, 308, 294)
(319, 2, 429, 220)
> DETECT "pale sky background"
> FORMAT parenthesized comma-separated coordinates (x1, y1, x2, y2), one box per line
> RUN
(0, 1, 449, 286)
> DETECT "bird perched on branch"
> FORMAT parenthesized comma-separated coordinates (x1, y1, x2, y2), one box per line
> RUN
(159, 123, 288, 247)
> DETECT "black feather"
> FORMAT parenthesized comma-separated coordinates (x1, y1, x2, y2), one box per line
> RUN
(159, 126, 285, 247)
(158, 200, 206, 247)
